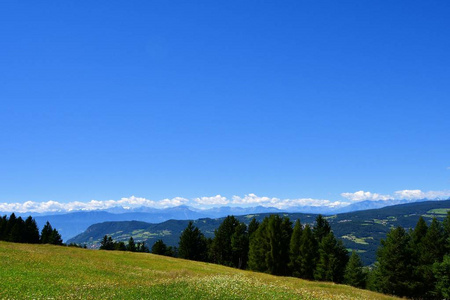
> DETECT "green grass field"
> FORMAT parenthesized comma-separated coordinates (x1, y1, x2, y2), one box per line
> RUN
(0, 242, 396, 299)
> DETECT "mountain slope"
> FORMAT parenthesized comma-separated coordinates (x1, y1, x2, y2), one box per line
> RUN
(0, 241, 396, 299)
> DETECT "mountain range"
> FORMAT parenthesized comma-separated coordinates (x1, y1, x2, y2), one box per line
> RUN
(67, 200, 450, 266)
(2, 197, 446, 242)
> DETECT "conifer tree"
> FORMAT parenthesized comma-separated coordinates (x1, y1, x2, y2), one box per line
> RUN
(374, 226, 414, 298)
(24, 216, 40, 244)
(210, 216, 240, 266)
(50, 229, 63, 245)
(10, 216, 25, 243)
(433, 254, 450, 298)
(344, 250, 366, 288)
(248, 218, 259, 240)
(178, 221, 208, 261)
(289, 219, 303, 277)
(152, 239, 168, 255)
(298, 224, 317, 280)
(442, 211, 450, 253)
(314, 232, 348, 283)
(248, 217, 269, 272)
(410, 216, 430, 297)
(114, 241, 127, 251)
(231, 222, 249, 269)
(40, 221, 53, 244)
(313, 215, 331, 243)
(127, 237, 136, 252)
(0, 215, 6, 240)
(99, 235, 115, 250)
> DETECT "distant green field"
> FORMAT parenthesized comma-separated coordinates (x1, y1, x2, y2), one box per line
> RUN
(0, 242, 396, 299)
(427, 208, 450, 215)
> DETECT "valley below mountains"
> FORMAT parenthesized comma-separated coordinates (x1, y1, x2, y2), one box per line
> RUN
(67, 200, 450, 265)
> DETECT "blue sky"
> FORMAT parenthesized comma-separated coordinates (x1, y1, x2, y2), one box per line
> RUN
(1, 1, 449, 212)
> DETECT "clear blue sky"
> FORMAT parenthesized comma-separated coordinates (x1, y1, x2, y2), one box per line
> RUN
(1, 1, 449, 209)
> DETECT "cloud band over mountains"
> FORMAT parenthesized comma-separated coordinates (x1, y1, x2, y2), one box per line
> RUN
(1, 189, 450, 213)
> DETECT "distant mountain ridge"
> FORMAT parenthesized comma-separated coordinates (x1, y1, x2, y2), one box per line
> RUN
(67, 199, 450, 266)
(2, 197, 448, 242)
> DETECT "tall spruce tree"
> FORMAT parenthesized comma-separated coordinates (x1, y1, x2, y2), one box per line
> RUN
(344, 250, 366, 288)
(313, 215, 331, 243)
(433, 254, 450, 298)
(24, 216, 40, 244)
(231, 222, 249, 269)
(298, 224, 317, 280)
(40, 221, 53, 244)
(248, 217, 270, 272)
(410, 216, 430, 297)
(99, 235, 115, 250)
(152, 239, 168, 255)
(178, 221, 208, 262)
(210, 216, 240, 266)
(289, 219, 303, 277)
(248, 218, 259, 240)
(127, 237, 136, 252)
(0, 215, 6, 240)
(10, 216, 25, 243)
(374, 226, 414, 298)
(314, 232, 348, 283)
(443, 211, 450, 252)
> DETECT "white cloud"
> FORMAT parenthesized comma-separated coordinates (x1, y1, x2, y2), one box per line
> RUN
(2, 189, 450, 214)
(193, 195, 229, 206)
(231, 193, 279, 205)
(341, 189, 450, 202)
(341, 191, 392, 202)
(269, 198, 345, 209)
(0, 196, 189, 213)
(394, 189, 450, 200)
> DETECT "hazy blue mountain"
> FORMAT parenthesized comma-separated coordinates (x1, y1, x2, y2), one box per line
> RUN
(3, 197, 448, 242)
(32, 207, 208, 241)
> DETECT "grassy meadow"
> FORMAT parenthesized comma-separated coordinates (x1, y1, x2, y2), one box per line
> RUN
(0, 241, 396, 299)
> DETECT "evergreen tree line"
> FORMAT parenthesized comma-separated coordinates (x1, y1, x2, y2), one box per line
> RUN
(99, 235, 150, 253)
(176, 215, 360, 286)
(370, 212, 450, 299)
(0, 213, 63, 245)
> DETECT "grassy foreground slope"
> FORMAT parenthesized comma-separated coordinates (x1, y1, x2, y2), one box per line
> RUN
(0, 242, 395, 300)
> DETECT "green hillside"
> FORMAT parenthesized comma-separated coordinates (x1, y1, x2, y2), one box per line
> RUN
(0, 241, 396, 299)
(69, 200, 450, 265)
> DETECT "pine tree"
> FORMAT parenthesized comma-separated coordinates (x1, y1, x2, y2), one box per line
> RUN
(49, 229, 63, 245)
(99, 235, 115, 250)
(298, 224, 317, 280)
(289, 219, 303, 277)
(10, 216, 25, 243)
(248, 218, 259, 240)
(0, 215, 6, 241)
(314, 232, 348, 283)
(374, 226, 414, 298)
(313, 215, 331, 243)
(344, 250, 366, 288)
(40, 221, 53, 244)
(127, 237, 136, 252)
(442, 211, 450, 253)
(210, 216, 240, 266)
(266, 215, 292, 275)
(152, 239, 168, 255)
(178, 221, 208, 261)
(248, 217, 269, 272)
(114, 241, 127, 251)
(433, 254, 450, 298)
(231, 222, 249, 269)
(5, 213, 17, 241)
(24, 216, 40, 244)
